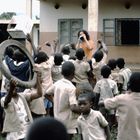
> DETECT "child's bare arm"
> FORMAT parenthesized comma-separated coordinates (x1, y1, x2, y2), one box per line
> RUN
(104, 125, 111, 140)
(4, 79, 17, 108)
(30, 71, 43, 100)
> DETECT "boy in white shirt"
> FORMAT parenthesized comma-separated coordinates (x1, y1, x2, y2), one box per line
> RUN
(77, 93, 110, 140)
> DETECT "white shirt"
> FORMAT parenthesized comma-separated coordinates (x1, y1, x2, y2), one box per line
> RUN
(46, 78, 78, 134)
(77, 109, 108, 140)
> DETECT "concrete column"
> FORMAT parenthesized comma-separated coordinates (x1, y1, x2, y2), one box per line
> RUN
(26, 0, 33, 54)
(26, 0, 32, 18)
(88, 0, 98, 46)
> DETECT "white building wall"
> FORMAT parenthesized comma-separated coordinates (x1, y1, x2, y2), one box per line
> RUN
(40, 0, 88, 32)
(98, 0, 140, 31)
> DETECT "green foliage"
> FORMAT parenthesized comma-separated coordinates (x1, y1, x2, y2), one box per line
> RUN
(0, 12, 16, 20)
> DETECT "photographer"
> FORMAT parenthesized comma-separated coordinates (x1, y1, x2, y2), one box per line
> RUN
(76, 29, 96, 60)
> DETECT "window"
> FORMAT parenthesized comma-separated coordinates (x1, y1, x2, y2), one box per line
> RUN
(58, 19, 83, 45)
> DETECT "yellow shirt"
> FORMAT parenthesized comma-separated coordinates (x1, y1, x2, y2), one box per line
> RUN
(79, 40, 96, 60)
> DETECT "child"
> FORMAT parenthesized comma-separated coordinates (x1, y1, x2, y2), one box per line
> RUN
(99, 72, 140, 140)
(45, 61, 80, 140)
(116, 58, 132, 94)
(51, 53, 63, 83)
(93, 65, 118, 127)
(26, 117, 68, 140)
(77, 93, 111, 140)
(34, 51, 54, 116)
(61, 45, 70, 61)
(107, 58, 119, 83)
(90, 40, 108, 82)
(71, 48, 92, 88)
(1, 71, 42, 140)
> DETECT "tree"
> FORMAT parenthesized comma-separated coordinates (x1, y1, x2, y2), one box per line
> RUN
(0, 12, 16, 20)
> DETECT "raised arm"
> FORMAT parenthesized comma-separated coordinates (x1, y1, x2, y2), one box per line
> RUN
(4, 79, 17, 108)
(26, 33, 38, 57)
(30, 71, 43, 100)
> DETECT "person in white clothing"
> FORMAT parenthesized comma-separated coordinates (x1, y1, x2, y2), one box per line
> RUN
(94, 65, 118, 127)
(116, 58, 132, 94)
(99, 72, 140, 140)
(45, 61, 80, 140)
(1, 71, 42, 140)
(77, 93, 110, 140)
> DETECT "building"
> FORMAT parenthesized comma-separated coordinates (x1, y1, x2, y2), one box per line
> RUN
(39, 0, 140, 71)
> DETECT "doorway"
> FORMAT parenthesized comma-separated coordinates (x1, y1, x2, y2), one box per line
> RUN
(121, 20, 139, 45)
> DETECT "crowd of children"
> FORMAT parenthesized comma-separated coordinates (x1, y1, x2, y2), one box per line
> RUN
(1, 29, 140, 140)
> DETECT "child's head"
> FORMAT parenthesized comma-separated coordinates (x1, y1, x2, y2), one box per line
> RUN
(34, 51, 49, 64)
(5, 46, 14, 59)
(116, 58, 125, 69)
(107, 59, 117, 70)
(101, 65, 111, 78)
(75, 48, 85, 60)
(128, 72, 140, 92)
(78, 93, 93, 115)
(61, 61, 75, 79)
(93, 50, 103, 62)
(54, 53, 63, 65)
(61, 46, 70, 55)
(26, 117, 68, 140)
(13, 49, 26, 62)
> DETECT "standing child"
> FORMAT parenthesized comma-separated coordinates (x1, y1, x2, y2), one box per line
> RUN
(116, 58, 131, 94)
(99, 72, 140, 140)
(34, 51, 54, 116)
(77, 93, 110, 140)
(45, 61, 80, 140)
(0, 71, 42, 140)
(51, 53, 63, 83)
(71, 48, 92, 88)
(90, 40, 108, 82)
(93, 65, 118, 127)
(107, 58, 119, 83)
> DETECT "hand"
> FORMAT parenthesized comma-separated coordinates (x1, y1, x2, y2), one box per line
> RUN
(10, 79, 17, 88)
(26, 33, 32, 43)
(9, 79, 18, 93)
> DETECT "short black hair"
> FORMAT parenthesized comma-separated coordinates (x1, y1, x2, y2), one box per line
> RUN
(101, 65, 111, 78)
(75, 48, 85, 60)
(54, 53, 63, 65)
(128, 72, 140, 92)
(61, 46, 70, 55)
(116, 58, 125, 68)
(107, 59, 116, 70)
(26, 117, 68, 140)
(78, 93, 95, 103)
(61, 61, 75, 77)
(34, 51, 49, 64)
(93, 50, 103, 62)
(13, 49, 26, 62)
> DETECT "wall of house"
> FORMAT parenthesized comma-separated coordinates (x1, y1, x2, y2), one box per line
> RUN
(98, 0, 140, 66)
(98, 0, 140, 32)
(39, 0, 140, 67)
(40, 0, 88, 44)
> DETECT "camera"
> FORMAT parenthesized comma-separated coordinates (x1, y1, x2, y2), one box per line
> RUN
(79, 36, 84, 40)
